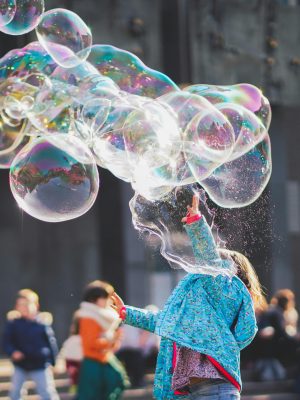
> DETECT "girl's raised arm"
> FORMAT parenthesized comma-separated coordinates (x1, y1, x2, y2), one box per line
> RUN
(183, 194, 222, 267)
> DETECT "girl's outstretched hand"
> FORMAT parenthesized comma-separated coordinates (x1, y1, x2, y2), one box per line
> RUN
(111, 292, 125, 316)
(181, 194, 201, 223)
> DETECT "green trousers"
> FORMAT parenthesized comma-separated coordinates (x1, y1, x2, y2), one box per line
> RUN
(77, 356, 129, 400)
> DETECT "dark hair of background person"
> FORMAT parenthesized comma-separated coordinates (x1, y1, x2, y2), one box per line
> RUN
(83, 280, 114, 303)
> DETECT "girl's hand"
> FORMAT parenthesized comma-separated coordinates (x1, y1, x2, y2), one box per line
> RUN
(181, 194, 201, 223)
(111, 292, 125, 316)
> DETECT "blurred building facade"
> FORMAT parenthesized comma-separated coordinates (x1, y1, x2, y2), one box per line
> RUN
(0, 0, 300, 343)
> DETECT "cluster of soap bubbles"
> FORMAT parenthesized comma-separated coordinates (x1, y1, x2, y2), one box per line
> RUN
(0, 1, 272, 242)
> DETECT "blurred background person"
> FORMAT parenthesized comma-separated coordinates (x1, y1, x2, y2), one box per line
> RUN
(2, 289, 59, 400)
(270, 289, 299, 338)
(265, 289, 299, 367)
(77, 280, 129, 400)
(244, 289, 299, 381)
(59, 310, 82, 397)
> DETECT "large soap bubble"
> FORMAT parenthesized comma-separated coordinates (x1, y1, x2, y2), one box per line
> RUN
(87, 45, 179, 98)
(0, 0, 16, 27)
(36, 9, 92, 68)
(130, 185, 235, 276)
(201, 133, 272, 208)
(0, 30, 272, 226)
(9, 134, 99, 222)
(0, 0, 44, 35)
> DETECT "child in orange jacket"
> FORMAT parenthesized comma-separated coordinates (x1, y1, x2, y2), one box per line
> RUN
(77, 280, 129, 400)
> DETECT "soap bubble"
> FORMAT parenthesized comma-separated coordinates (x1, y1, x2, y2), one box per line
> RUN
(92, 96, 181, 187)
(0, 0, 16, 27)
(0, 0, 44, 35)
(0, 42, 57, 81)
(27, 79, 74, 135)
(130, 185, 235, 276)
(155, 91, 235, 188)
(0, 33, 272, 228)
(0, 117, 30, 168)
(74, 98, 111, 144)
(10, 134, 99, 222)
(185, 83, 271, 129)
(216, 103, 267, 160)
(4, 94, 34, 119)
(51, 61, 98, 87)
(156, 92, 210, 186)
(183, 108, 235, 181)
(0, 76, 40, 122)
(36, 8, 92, 68)
(201, 133, 272, 208)
(87, 45, 179, 97)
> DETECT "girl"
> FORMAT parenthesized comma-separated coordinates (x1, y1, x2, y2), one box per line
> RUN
(112, 195, 263, 399)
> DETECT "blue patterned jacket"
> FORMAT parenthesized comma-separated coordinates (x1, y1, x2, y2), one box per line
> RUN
(125, 217, 257, 399)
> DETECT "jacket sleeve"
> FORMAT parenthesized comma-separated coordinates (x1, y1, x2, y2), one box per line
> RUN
(184, 217, 223, 267)
(233, 290, 258, 350)
(2, 322, 17, 356)
(125, 306, 160, 334)
(44, 325, 59, 366)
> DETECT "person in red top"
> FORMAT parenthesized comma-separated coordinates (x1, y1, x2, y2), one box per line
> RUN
(77, 280, 129, 400)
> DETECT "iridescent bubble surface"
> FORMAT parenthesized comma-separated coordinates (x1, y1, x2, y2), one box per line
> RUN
(0, 42, 57, 80)
(10, 135, 99, 222)
(87, 45, 179, 98)
(36, 8, 92, 68)
(27, 79, 74, 135)
(0, 0, 44, 35)
(0, 31, 271, 225)
(0, 0, 16, 27)
(185, 83, 272, 129)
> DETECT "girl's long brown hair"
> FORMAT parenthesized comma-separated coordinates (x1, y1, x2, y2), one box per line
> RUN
(219, 249, 265, 308)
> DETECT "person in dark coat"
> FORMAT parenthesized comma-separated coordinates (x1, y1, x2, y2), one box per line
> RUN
(3, 289, 59, 400)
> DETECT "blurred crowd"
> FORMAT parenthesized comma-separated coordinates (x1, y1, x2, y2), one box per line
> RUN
(242, 288, 300, 387)
(1, 282, 159, 400)
(2, 283, 300, 399)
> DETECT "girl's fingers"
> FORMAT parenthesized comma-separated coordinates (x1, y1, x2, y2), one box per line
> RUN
(112, 292, 124, 307)
(192, 194, 199, 210)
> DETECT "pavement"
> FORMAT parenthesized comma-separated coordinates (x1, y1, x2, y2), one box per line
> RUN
(0, 358, 299, 399)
